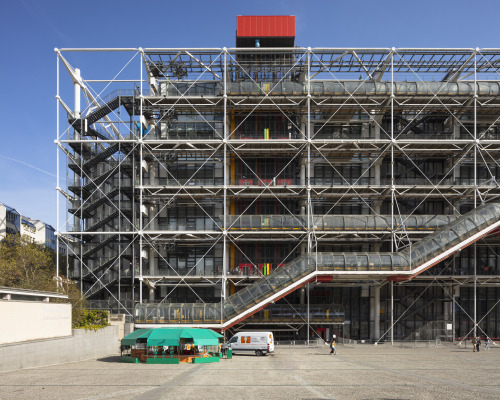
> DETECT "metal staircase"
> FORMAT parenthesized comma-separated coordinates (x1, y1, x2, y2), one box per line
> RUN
(85, 211, 119, 232)
(82, 247, 133, 280)
(82, 144, 120, 171)
(86, 97, 121, 125)
(83, 234, 119, 258)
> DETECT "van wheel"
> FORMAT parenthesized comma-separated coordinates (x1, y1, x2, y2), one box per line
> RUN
(255, 350, 263, 356)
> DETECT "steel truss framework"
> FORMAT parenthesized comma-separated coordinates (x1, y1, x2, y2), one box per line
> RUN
(56, 47, 500, 341)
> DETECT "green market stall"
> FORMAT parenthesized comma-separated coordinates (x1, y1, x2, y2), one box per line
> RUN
(121, 328, 224, 364)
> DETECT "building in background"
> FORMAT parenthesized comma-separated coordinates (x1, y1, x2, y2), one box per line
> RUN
(0, 202, 63, 254)
(20, 217, 37, 242)
(32, 220, 58, 252)
(0, 203, 21, 239)
(56, 16, 500, 341)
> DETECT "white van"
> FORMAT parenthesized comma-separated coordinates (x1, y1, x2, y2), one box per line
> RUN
(228, 331, 275, 356)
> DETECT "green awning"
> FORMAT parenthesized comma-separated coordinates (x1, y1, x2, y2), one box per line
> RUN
(121, 328, 223, 347)
(187, 329, 223, 346)
(121, 329, 151, 346)
(146, 328, 185, 346)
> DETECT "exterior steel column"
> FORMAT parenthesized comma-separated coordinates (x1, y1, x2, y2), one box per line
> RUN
(453, 285, 459, 343)
(75, 66, 83, 291)
(118, 101, 122, 309)
(139, 49, 144, 304)
(473, 50, 478, 338)
(390, 49, 395, 253)
(56, 54, 60, 284)
(222, 48, 228, 327)
(306, 48, 311, 343)
(391, 281, 394, 345)
(369, 289, 374, 339)
(374, 285, 380, 340)
(390, 49, 395, 345)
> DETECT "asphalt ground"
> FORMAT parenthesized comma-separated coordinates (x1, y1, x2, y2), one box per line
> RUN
(1, 342, 499, 400)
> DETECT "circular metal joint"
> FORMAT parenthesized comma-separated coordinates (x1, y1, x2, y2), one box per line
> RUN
(223, 94, 228, 99)
(223, 47, 227, 53)
(392, 47, 396, 52)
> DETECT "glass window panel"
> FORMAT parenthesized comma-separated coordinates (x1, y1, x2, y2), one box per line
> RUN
(332, 255, 345, 270)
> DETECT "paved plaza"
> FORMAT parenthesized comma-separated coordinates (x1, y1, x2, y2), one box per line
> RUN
(1, 343, 499, 400)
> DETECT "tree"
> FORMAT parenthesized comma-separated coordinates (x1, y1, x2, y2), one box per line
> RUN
(0, 234, 54, 290)
(0, 234, 105, 329)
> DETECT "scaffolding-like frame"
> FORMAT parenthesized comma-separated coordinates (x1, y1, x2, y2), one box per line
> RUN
(55, 47, 500, 342)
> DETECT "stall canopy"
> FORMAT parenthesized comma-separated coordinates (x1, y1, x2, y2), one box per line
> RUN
(121, 328, 223, 346)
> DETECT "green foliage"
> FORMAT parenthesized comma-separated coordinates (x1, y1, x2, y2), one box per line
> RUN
(0, 234, 55, 290)
(72, 309, 110, 331)
(0, 233, 108, 331)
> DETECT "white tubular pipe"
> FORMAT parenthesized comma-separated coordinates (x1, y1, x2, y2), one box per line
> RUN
(74, 68, 81, 118)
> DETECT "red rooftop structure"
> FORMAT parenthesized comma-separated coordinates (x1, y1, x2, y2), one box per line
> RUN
(236, 15, 295, 47)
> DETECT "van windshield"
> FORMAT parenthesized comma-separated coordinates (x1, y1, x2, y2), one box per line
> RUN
(229, 336, 238, 343)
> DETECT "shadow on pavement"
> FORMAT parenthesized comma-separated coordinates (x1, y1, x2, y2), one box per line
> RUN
(97, 356, 122, 363)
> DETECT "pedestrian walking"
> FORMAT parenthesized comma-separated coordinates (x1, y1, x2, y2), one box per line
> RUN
(476, 337, 481, 352)
(472, 336, 477, 352)
(222, 339, 228, 360)
(485, 338, 490, 350)
(330, 339, 337, 355)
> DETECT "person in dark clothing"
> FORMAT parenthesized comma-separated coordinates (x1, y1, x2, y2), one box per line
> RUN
(476, 337, 481, 352)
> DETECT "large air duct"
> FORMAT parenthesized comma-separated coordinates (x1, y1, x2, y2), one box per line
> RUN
(160, 80, 500, 98)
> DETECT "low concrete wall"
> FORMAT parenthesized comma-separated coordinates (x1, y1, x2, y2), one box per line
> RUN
(108, 314, 127, 340)
(0, 301, 71, 344)
(0, 326, 119, 372)
(125, 322, 134, 337)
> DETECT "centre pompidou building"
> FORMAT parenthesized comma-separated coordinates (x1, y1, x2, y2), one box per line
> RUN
(56, 16, 500, 342)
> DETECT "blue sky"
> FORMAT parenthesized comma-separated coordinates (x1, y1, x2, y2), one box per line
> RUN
(0, 0, 498, 228)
